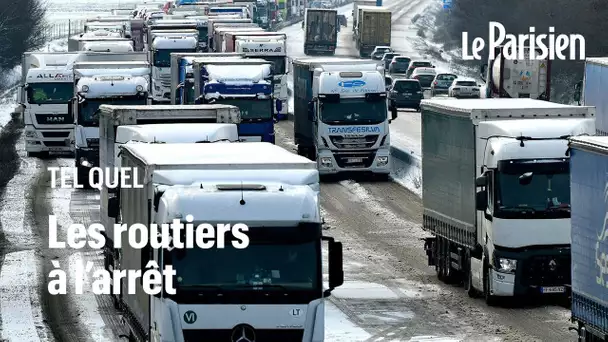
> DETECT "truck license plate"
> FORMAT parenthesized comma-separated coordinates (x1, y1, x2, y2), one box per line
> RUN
(346, 157, 363, 163)
(540, 286, 565, 294)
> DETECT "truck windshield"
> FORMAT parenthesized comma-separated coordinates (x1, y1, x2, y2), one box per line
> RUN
(154, 48, 197, 67)
(320, 98, 387, 125)
(166, 224, 322, 302)
(212, 98, 272, 121)
(26, 83, 73, 104)
(494, 160, 570, 219)
(78, 97, 147, 127)
(197, 27, 208, 42)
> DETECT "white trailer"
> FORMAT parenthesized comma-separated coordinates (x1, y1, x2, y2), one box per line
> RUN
(98, 104, 241, 257)
(108, 142, 340, 341)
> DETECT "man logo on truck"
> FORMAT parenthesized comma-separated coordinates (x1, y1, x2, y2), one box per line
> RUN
(183, 310, 197, 324)
(338, 80, 366, 88)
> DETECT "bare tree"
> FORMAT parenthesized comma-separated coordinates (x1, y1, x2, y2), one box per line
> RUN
(0, 0, 47, 74)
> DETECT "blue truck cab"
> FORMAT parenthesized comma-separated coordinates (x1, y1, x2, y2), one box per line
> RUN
(169, 52, 243, 104)
(191, 58, 276, 143)
(569, 135, 608, 341)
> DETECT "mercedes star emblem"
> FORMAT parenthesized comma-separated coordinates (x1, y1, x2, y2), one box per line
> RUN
(549, 259, 557, 271)
(231, 324, 256, 342)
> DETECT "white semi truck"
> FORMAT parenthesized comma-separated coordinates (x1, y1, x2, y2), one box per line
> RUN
(18, 52, 79, 157)
(292, 57, 392, 177)
(70, 59, 151, 184)
(97, 104, 241, 269)
(480, 46, 551, 101)
(420, 98, 595, 304)
(149, 35, 199, 103)
(107, 142, 341, 341)
(234, 35, 289, 118)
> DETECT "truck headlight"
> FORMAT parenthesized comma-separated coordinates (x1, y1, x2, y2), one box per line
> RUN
(81, 85, 89, 92)
(25, 131, 36, 138)
(497, 258, 517, 273)
(320, 157, 332, 167)
(154, 85, 161, 91)
(376, 156, 388, 166)
(136, 85, 144, 92)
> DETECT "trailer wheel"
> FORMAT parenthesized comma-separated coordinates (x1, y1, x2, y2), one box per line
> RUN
(435, 237, 445, 281)
(463, 252, 477, 297)
(483, 263, 498, 306)
(442, 239, 455, 283)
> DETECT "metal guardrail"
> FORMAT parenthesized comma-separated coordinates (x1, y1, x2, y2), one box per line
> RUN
(43, 20, 86, 41)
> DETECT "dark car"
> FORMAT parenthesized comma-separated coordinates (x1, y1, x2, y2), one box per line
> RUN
(405, 60, 434, 78)
(381, 52, 399, 70)
(430, 73, 457, 96)
(387, 79, 423, 111)
(388, 56, 411, 75)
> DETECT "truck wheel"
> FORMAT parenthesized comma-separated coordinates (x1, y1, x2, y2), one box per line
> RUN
(483, 264, 498, 306)
(442, 239, 454, 283)
(435, 237, 445, 281)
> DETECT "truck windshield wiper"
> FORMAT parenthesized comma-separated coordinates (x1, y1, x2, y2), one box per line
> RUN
(545, 205, 570, 212)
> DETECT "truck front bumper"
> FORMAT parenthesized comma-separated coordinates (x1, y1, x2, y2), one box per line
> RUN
(490, 247, 571, 297)
(317, 149, 390, 175)
(24, 126, 74, 153)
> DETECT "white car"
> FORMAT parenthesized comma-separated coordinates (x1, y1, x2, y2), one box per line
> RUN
(448, 78, 481, 98)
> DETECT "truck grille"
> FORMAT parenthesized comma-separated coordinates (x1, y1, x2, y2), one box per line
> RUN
(160, 75, 171, 88)
(183, 329, 304, 341)
(41, 131, 70, 138)
(43, 141, 68, 147)
(86, 138, 99, 148)
(35, 114, 72, 125)
(333, 151, 376, 168)
(330, 135, 378, 149)
(520, 255, 571, 286)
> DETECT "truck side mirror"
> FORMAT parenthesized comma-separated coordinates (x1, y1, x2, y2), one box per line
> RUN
(307, 101, 316, 122)
(322, 236, 344, 297)
(390, 108, 398, 121)
(107, 196, 119, 218)
(475, 190, 487, 211)
(475, 175, 487, 187)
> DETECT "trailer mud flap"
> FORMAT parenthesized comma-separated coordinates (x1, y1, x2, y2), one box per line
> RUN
(422, 237, 436, 266)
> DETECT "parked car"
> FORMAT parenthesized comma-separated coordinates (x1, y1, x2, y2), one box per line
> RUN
(405, 60, 434, 78)
(430, 73, 457, 96)
(448, 78, 481, 98)
(388, 56, 411, 75)
(381, 52, 399, 70)
(370, 46, 392, 60)
(384, 75, 393, 91)
(410, 67, 437, 88)
(387, 78, 423, 111)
